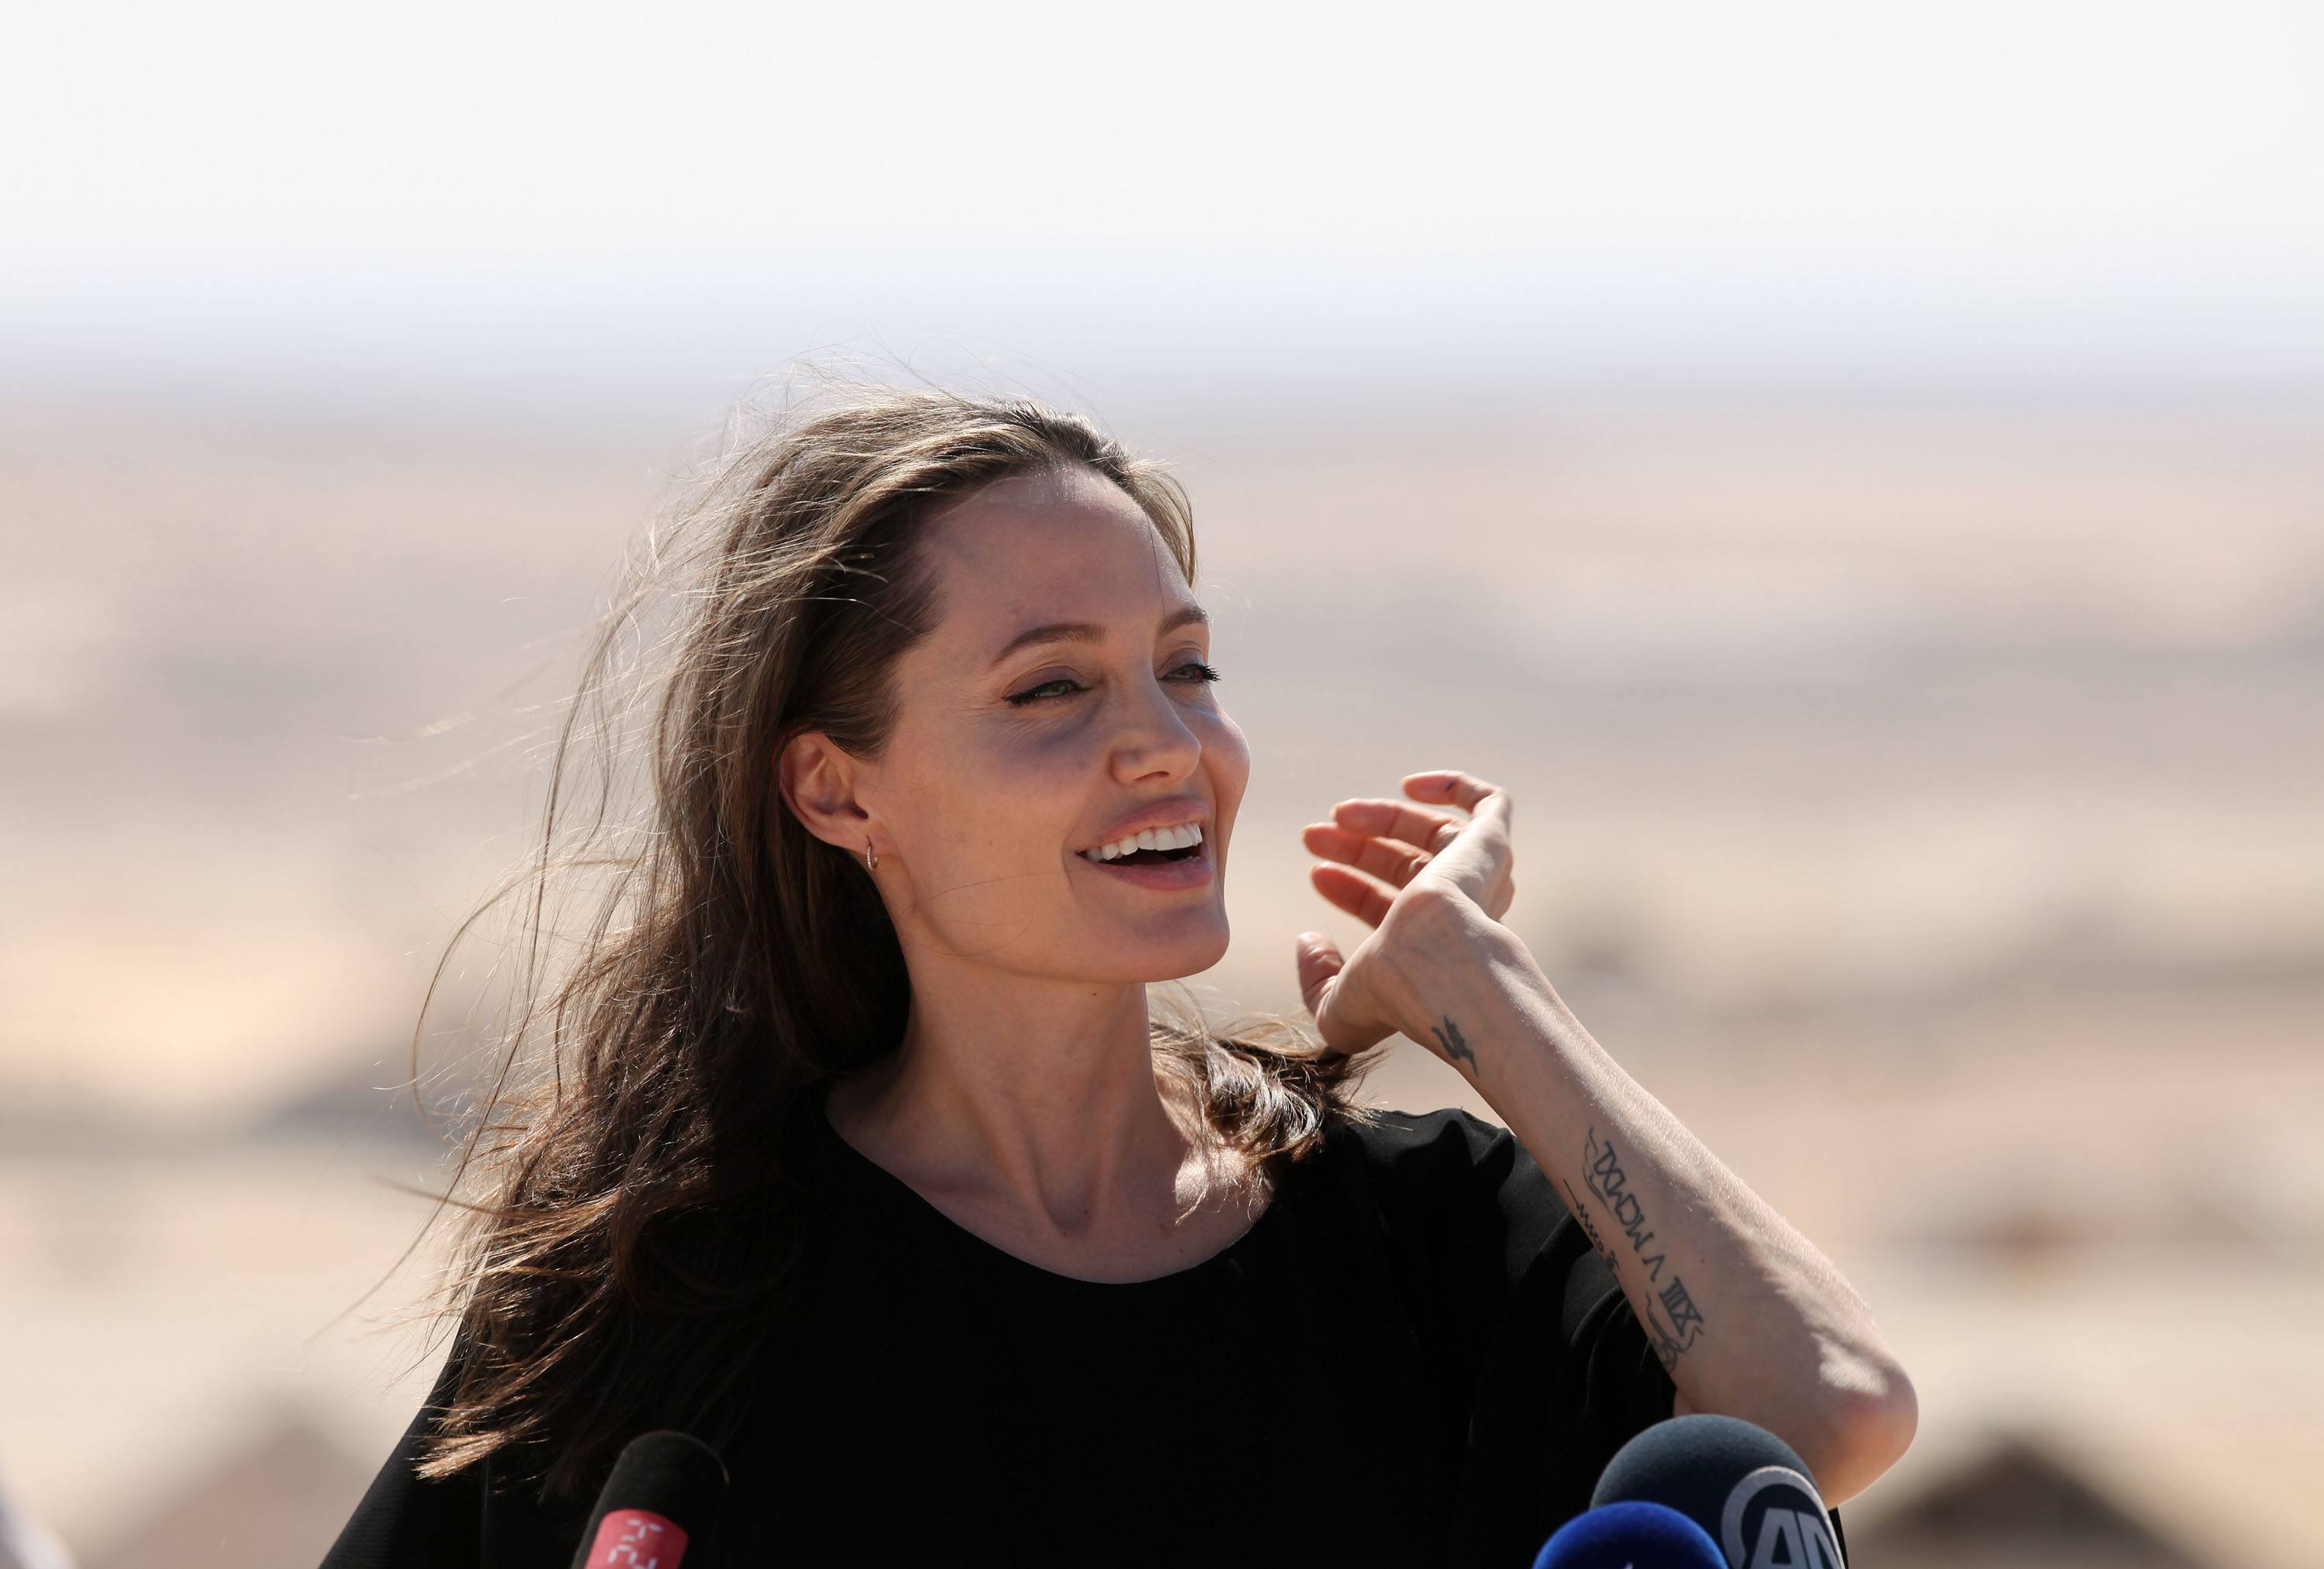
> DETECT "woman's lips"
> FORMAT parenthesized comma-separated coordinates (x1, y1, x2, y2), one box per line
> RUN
(1076, 839, 1214, 889)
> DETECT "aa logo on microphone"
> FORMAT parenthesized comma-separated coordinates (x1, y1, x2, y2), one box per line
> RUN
(1718, 1464, 1843, 1568)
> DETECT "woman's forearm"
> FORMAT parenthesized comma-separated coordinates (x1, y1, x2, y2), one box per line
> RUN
(1387, 892, 1919, 1505)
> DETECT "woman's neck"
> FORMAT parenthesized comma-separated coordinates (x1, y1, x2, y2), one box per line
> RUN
(823, 982, 1232, 1245)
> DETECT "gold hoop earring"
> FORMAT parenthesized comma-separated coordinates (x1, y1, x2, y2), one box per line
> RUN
(864, 841, 878, 873)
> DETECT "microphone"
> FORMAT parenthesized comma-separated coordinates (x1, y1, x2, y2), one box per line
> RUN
(1589, 1414, 1844, 1568)
(569, 1431, 729, 1569)
(1531, 1499, 1725, 1567)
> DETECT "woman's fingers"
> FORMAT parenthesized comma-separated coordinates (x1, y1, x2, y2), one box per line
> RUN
(1293, 926, 1397, 1056)
(1404, 769, 1512, 837)
(1328, 797, 1466, 855)
(1301, 818, 1435, 887)
(1308, 859, 1398, 928)
(1293, 930, 1343, 1020)
(1307, 769, 1520, 927)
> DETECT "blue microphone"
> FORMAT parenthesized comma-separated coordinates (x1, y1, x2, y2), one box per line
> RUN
(1589, 1414, 1844, 1568)
(1531, 1498, 1725, 1567)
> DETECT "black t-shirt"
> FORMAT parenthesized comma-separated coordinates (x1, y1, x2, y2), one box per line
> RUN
(323, 1099, 1692, 1568)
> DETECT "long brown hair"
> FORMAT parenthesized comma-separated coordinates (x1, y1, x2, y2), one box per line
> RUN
(406, 384, 1390, 1503)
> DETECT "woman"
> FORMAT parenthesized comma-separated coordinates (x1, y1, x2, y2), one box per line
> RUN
(324, 389, 1916, 1567)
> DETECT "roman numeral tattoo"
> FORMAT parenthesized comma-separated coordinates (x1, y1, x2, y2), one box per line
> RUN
(1427, 1013, 1477, 1070)
(1576, 1125, 1710, 1370)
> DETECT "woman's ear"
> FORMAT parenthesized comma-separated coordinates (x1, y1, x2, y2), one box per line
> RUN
(777, 729, 875, 855)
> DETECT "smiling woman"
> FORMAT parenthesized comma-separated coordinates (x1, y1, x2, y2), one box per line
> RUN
(777, 459, 1252, 1006)
(320, 386, 1900, 1568)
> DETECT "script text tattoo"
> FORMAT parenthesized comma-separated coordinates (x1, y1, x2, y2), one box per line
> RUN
(1580, 1126, 1710, 1370)
(1559, 1176, 1623, 1273)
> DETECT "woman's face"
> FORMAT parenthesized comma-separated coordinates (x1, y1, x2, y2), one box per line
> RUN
(854, 463, 1249, 986)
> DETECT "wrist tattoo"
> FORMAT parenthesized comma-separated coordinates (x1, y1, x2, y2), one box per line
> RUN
(1576, 1125, 1710, 1369)
(1427, 1013, 1477, 1071)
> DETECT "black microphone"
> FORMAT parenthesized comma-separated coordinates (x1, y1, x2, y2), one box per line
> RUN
(1590, 1414, 1844, 1568)
(569, 1431, 729, 1569)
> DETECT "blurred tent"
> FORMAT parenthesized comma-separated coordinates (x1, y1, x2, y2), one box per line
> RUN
(1848, 1428, 2248, 1569)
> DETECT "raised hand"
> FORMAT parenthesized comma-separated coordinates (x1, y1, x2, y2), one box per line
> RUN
(1293, 769, 1518, 1060)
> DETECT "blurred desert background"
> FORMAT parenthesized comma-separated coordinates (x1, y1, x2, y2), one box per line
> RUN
(5, 3, 2322, 1566)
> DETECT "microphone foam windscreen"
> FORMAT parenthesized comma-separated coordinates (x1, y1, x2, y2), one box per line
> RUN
(1590, 1414, 1843, 1568)
(1532, 1499, 1726, 1568)
(571, 1430, 729, 1569)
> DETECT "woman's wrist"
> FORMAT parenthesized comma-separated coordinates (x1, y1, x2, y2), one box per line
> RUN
(1384, 889, 1564, 1068)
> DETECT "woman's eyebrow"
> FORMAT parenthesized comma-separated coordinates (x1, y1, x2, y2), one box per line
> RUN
(985, 603, 1208, 669)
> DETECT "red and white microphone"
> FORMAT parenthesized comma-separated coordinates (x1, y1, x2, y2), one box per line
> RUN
(569, 1431, 728, 1569)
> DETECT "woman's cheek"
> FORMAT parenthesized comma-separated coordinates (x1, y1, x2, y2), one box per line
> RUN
(984, 727, 1095, 794)
(1205, 710, 1253, 803)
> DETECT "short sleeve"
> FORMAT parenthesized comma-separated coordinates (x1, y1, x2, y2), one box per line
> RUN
(320, 1346, 574, 1569)
(1345, 1106, 1678, 1568)
(321, 1351, 486, 1569)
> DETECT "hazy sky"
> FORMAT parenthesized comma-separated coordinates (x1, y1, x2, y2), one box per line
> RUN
(8, 0, 2322, 414)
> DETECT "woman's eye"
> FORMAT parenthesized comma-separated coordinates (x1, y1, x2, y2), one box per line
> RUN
(1004, 662, 1222, 707)
(1006, 677, 1083, 706)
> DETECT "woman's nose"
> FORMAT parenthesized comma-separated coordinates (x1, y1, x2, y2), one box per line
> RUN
(1109, 676, 1204, 773)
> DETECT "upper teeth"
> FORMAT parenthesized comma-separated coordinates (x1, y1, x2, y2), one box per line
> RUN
(1080, 822, 1203, 861)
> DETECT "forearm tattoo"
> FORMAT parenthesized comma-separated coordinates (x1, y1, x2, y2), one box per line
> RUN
(1558, 1175, 1621, 1271)
(1576, 1125, 1710, 1369)
(1427, 1013, 1477, 1071)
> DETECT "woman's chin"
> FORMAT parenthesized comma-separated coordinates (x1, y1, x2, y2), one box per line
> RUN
(1081, 916, 1230, 982)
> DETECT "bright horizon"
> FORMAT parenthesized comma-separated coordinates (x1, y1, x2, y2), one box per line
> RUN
(6, 0, 2322, 418)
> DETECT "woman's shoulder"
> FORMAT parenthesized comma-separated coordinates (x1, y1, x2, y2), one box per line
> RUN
(1318, 1103, 1588, 1296)
(1334, 1102, 1504, 1144)
(1322, 1103, 1521, 1187)
(321, 1351, 583, 1569)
